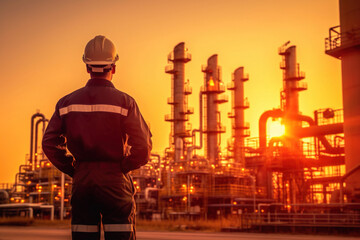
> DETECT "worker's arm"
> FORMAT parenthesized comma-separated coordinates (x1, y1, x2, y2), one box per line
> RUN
(121, 100, 152, 173)
(42, 104, 75, 177)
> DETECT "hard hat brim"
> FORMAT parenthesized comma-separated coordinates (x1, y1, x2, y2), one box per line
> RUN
(84, 60, 115, 65)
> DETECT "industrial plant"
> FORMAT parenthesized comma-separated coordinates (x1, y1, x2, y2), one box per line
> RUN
(1, 0, 360, 233)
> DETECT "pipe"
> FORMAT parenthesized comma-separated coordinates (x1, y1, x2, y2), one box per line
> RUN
(258, 111, 343, 198)
(164, 147, 172, 157)
(259, 109, 284, 150)
(30, 113, 45, 168)
(258, 108, 284, 198)
(259, 111, 343, 153)
(18, 164, 30, 175)
(293, 123, 343, 138)
(12, 164, 31, 193)
(292, 114, 343, 154)
(187, 91, 203, 161)
(34, 118, 48, 167)
(12, 172, 29, 194)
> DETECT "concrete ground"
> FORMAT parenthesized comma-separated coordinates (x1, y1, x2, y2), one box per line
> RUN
(0, 226, 359, 240)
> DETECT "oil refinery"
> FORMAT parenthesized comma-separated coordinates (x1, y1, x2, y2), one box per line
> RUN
(1, 0, 360, 233)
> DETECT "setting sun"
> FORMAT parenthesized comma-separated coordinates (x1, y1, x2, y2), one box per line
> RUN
(267, 120, 285, 138)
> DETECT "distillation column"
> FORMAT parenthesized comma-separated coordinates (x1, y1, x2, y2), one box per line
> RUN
(278, 44, 307, 203)
(227, 67, 250, 166)
(165, 42, 193, 162)
(201, 55, 227, 164)
(325, 0, 360, 200)
(280, 44, 307, 142)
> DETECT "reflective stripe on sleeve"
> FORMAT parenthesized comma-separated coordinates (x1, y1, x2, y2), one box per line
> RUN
(59, 104, 128, 117)
(103, 224, 133, 232)
(71, 224, 99, 232)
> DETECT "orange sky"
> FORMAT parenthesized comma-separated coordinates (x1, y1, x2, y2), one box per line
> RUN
(0, 0, 341, 183)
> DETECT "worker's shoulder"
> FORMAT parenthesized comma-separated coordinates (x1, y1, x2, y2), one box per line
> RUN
(111, 88, 140, 110)
(56, 87, 86, 107)
(55, 85, 137, 108)
(111, 88, 136, 102)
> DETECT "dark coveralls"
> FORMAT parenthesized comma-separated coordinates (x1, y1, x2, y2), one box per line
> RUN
(42, 78, 152, 240)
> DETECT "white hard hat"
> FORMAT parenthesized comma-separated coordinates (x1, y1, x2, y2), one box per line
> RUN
(83, 35, 119, 72)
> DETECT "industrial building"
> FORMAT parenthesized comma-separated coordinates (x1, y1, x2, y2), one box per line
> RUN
(1, 0, 360, 232)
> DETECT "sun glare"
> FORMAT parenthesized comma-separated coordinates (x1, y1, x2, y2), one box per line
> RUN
(267, 120, 285, 138)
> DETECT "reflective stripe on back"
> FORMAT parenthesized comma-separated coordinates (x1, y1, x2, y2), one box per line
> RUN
(71, 224, 99, 232)
(59, 104, 128, 117)
(103, 224, 133, 232)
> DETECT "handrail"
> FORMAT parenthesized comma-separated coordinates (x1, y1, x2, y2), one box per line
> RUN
(253, 212, 360, 226)
(325, 25, 360, 52)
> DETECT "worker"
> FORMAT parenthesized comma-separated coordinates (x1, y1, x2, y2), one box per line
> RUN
(42, 35, 152, 240)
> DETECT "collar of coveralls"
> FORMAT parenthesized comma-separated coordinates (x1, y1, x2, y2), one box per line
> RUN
(86, 78, 115, 88)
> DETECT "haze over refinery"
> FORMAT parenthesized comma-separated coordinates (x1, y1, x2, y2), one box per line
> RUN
(0, 0, 341, 183)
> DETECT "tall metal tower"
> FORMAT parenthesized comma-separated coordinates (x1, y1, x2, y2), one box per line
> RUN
(325, 0, 360, 201)
(165, 42, 193, 162)
(201, 55, 228, 164)
(279, 44, 307, 153)
(227, 67, 250, 166)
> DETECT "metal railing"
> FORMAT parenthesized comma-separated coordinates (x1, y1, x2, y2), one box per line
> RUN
(165, 64, 176, 73)
(215, 94, 228, 103)
(167, 97, 176, 105)
(233, 98, 250, 109)
(168, 52, 192, 62)
(184, 84, 192, 95)
(201, 83, 226, 93)
(231, 72, 249, 81)
(283, 63, 305, 81)
(325, 25, 360, 53)
(289, 81, 307, 91)
(254, 212, 360, 226)
(0, 183, 13, 190)
(315, 108, 344, 126)
(164, 114, 189, 122)
(233, 122, 250, 130)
